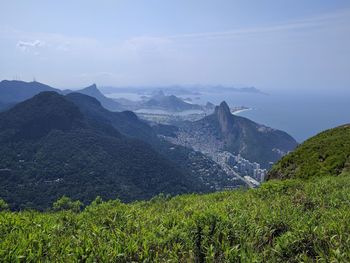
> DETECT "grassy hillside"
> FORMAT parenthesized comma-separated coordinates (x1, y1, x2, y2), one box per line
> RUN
(268, 124, 350, 180)
(1, 173, 350, 262)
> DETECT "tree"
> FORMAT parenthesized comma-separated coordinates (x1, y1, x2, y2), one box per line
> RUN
(53, 196, 82, 212)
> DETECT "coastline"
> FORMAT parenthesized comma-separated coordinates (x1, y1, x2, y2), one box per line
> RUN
(232, 108, 252, 115)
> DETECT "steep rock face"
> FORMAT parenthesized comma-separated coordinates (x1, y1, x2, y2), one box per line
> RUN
(79, 84, 100, 97)
(215, 101, 234, 134)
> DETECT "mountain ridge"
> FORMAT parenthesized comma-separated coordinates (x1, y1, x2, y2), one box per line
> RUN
(0, 80, 60, 103)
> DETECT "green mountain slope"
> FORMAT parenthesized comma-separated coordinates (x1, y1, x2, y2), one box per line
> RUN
(268, 124, 350, 180)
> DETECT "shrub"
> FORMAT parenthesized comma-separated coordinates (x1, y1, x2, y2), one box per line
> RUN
(0, 198, 9, 211)
(52, 196, 82, 212)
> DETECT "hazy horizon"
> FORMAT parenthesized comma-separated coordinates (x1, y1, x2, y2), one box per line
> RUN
(1, 0, 349, 92)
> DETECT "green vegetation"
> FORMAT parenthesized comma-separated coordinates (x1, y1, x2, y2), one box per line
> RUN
(269, 125, 350, 180)
(1, 173, 350, 262)
(0, 199, 9, 211)
(52, 196, 82, 213)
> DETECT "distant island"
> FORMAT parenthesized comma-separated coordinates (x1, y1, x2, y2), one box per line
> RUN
(100, 85, 266, 96)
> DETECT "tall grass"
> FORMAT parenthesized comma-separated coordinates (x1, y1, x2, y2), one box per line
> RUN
(1, 174, 350, 262)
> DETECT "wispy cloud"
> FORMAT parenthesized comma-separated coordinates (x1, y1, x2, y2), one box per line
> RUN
(152, 8, 350, 41)
(16, 40, 45, 51)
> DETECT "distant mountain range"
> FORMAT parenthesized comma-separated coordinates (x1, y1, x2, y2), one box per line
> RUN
(100, 85, 266, 96)
(140, 90, 202, 112)
(0, 80, 210, 113)
(0, 80, 125, 112)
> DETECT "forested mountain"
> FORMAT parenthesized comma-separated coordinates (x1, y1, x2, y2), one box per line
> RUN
(0, 92, 205, 210)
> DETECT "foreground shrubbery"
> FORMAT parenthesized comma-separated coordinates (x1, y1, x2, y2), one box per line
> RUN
(1, 173, 350, 262)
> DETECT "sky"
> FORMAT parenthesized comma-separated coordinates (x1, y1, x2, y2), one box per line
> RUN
(0, 0, 350, 92)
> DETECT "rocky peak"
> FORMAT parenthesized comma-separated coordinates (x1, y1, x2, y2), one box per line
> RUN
(84, 84, 98, 92)
(214, 101, 233, 134)
(215, 101, 231, 114)
(79, 84, 105, 98)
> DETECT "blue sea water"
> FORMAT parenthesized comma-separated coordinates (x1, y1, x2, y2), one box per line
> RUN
(196, 90, 350, 143)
